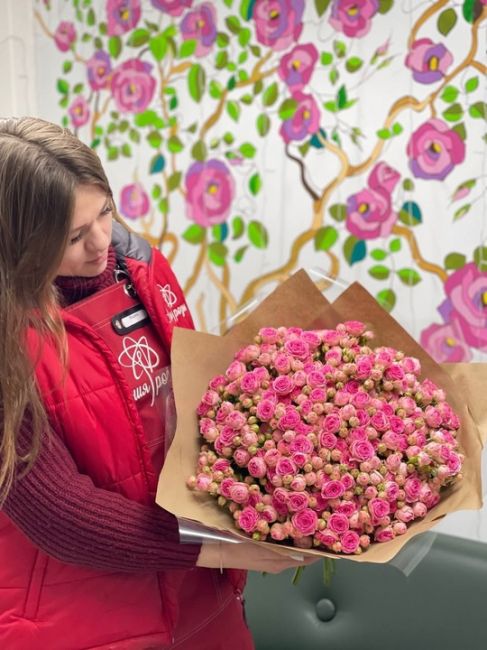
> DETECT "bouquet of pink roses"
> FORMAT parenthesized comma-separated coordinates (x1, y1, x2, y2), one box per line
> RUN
(157, 270, 485, 565)
(187, 320, 463, 555)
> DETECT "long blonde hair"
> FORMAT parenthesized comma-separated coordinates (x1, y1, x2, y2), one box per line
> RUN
(0, 116, 113, 503)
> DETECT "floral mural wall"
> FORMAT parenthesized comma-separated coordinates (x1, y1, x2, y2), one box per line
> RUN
(34, 0, 487, 362)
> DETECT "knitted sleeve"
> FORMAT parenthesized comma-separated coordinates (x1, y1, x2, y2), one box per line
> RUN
(2, 423, 201, 572)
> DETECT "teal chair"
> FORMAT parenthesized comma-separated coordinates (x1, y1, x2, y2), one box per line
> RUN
(245, 533, 487, 650)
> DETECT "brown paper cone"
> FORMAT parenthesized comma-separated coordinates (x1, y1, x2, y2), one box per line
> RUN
(157, 270, 486, 563)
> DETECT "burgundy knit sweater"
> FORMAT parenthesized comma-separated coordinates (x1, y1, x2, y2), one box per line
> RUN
(2, 248, 201, 572)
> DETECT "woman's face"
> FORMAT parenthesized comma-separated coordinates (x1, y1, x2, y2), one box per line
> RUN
(57, 184, 113, 277)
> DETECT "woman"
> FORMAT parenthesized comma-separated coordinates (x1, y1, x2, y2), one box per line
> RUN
(0, 117, 310, 649)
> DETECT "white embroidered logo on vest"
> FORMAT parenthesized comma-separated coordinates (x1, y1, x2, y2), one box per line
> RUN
(157, 283, 188, 323)
(118, 334, 168, 406)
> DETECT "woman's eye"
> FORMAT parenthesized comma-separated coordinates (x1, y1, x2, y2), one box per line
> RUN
(69, 233, 83, 245)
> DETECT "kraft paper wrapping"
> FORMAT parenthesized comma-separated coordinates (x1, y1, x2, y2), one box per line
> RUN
(157, 270, 486, 563)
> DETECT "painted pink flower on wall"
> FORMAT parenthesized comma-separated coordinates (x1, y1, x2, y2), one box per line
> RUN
(54, 21, 76, 52)
(253, 0, 304, 51)
(185, 159, 235, 227)
(120, 182, 150, 220)
(407, 119, 465, 180)
(420, 319, 472, 362)
(405, 39, 453, 84)
(345, 162, 400, 240)
(329, 0, 379, 38)
(86, 50, 112, 91)
(180, 3, 217, 57)
(368, 162, 401, 194)
(110, 59, 156, 113)
(68, 96, 90, 127)
(151, 0, 193, 16)
(438, 263, 487, 351)
(106, 0, 141, 36)
(346, 188, 395, 240)
(279, 92, 320, 143)
(278, 43, 318, 91)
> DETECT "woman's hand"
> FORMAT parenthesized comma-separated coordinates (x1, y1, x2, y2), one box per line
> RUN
(196, 539, 320, 574)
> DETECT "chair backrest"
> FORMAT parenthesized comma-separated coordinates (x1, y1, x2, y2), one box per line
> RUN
(245, 533, 487, 650)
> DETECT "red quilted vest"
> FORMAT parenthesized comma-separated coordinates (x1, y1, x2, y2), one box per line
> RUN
(0, 228, 248, 649)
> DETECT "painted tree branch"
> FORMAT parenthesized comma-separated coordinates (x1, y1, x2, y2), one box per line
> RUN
(392, 224, 448, 282)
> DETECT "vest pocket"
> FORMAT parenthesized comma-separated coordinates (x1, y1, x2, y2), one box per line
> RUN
(22, 551, 49, 620)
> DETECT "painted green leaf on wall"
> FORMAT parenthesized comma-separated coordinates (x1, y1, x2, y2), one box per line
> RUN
(397, 268, 422, 286)
(248, 221, 268, 248)
(437, 8, 457, 35)
(444, 252, 466, 270)
(368, 265, 390, 280)
(149, 153, 165, 174)
(376, 288, 396, 312)
(208, 242, 228, 266)
(249, 173, 262, 195)
(343, 236, 367, 266)
(473, 246, 487, 272)
(314, 226, 338, 251)
(314, 0, 331, 16)
(232, 216, 245, 239)
(188, 64, 206, 102)
(183, 224, 205, 244)
(239, 0, 256, 20)
(399, 201, 422, 226)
